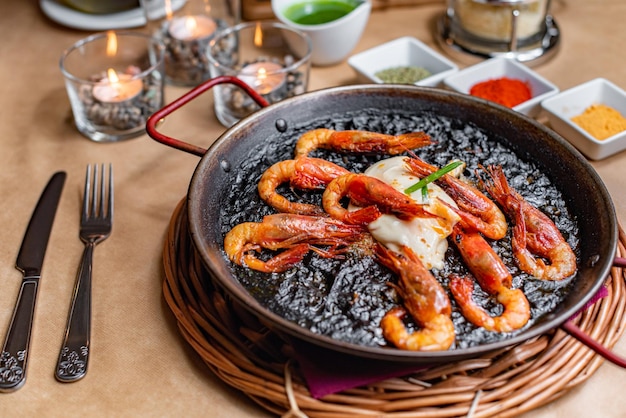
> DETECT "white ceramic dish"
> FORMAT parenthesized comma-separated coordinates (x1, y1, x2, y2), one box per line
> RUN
(541, 78, 626, 160)
(347, 36, 458, 87)
(40, 0, 184, 31)
(40, 0, 145, 30)
(443, 57, 558, 118)
(272, 0, 371, 67)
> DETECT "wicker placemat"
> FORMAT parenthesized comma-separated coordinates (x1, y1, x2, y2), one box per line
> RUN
(163, 198, 626, 418)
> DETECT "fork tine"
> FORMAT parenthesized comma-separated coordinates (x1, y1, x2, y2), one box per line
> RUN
(83, 164, 113, 220)
(93, 164, 100, 218)
(82, 165, 92, 221)
(82, 164, 110, 220)
(106, 164, 113, 221)
(97, 164, 105, 219)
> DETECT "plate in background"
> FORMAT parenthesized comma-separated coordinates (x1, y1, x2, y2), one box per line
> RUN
(40, 0, 146, 30)
(40, 0, 185, 31)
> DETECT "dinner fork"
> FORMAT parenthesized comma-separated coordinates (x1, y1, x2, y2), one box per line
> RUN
(55, 164, 113, 383)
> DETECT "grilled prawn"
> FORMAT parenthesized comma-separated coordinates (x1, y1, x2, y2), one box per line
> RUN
(480, 165, 577, 281)
(404, 156, 508, 240)
(294, 128, 432, 158)
(224, 213, 366, 273)
(376, 244, 455, 351)
(257, 157, 350, 215)
(449, 224, 531, 333)
(322, 173, 436, 225)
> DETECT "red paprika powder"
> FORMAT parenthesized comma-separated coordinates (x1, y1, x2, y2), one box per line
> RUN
(469, 77, 532, 108)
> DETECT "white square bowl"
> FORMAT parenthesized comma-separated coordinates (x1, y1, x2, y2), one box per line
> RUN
(443, 57, 559, 118)
(347, 36, 459, 87)
(541, 78, 626, 160)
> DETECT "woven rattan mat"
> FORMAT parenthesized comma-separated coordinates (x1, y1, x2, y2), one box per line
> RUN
(163, 198, 626, 418)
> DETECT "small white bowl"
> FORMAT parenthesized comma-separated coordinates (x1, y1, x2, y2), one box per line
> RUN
(443, 57, 559, 118)
(347, 36, 459, 87)
(272, 0, 371, 67)
(541, 78, 626, 160)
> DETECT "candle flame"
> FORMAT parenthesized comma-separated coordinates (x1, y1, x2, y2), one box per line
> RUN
(202, 0, 212, 15)
(254, 22, 263, 47)
(107, 68, 120, 84)
(106, 31, 118, 57)
(185, 16, 198, 34)
(95, 68, 141, 102)
(165, 0, 173, 19)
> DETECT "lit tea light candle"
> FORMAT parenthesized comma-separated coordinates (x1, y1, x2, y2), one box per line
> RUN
(168, 15, 217, 41)
(93, 68, 143, 103)
(239, 62, 286, 95)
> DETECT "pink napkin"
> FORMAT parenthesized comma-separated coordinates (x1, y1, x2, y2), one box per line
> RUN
(291, 339, 427, 399)
(293, 285, 609, 399)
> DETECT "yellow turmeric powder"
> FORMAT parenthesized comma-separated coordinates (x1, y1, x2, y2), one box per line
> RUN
(571, 103, 626, 140)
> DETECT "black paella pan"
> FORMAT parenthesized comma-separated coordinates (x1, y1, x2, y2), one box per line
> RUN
(147, 78, 623, 365)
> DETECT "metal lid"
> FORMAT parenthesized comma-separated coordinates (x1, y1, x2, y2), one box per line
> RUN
(436, 12, 560, 66)
(472, 0, 540, 4)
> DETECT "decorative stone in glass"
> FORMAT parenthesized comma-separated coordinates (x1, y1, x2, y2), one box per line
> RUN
(140, 0, 240, 86)
(60, 31, 165, 142)
(207, 21, 312, 127)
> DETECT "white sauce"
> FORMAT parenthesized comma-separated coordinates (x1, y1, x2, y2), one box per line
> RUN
(359, 156, 460, 270)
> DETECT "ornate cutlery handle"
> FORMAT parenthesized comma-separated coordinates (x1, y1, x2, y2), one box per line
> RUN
(55, 243, 94, 383)
(0, 279, 39, 392)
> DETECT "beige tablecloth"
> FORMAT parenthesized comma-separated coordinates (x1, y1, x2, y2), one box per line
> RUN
(1, 1, 625, 416)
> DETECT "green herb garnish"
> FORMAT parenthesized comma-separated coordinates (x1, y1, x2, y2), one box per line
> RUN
(421, 184, 429, 204)
(404, 161, 464, 195)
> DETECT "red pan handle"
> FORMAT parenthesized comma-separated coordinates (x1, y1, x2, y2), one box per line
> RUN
(613, 257, 626, 268)
(560, 257, 626, 368)
(145, 75, 270, 157)
(561, 321, 626, 368)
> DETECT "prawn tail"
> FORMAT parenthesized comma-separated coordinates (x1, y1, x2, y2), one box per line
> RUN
(394, 132, 433, 152)
(381, 307, 454, 351)
(449, 276, 496, 330)
(343, 205, 382, 225)
(243, 243, 311, 273)
(449, 276, 530, 333)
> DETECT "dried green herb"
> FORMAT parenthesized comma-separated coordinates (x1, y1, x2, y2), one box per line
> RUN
(374, 66, 432, 84)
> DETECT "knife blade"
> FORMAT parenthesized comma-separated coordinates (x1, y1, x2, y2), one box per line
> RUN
(0, 171, 66, 392)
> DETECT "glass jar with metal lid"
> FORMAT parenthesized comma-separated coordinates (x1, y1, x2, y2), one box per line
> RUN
(438, 0, 560, 64)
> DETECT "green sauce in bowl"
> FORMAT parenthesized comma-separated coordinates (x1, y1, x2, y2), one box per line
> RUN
(284, 0, 359, 25)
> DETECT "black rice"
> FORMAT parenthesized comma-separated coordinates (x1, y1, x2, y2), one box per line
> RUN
(219, 108, 579, 349)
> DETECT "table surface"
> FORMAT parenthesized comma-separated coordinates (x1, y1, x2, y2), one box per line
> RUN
(1, 1, 626, 416)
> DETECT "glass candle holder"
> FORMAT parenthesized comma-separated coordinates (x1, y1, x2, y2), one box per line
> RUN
(140, 0, 240, 86)
(207, 21, 312, 127)
(60, 31, 165, 142)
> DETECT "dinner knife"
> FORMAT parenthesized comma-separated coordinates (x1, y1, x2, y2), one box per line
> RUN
(0, 171, 66, 392)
